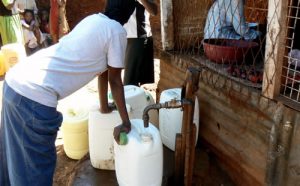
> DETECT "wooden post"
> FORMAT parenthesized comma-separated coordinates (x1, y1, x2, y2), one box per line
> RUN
(160, 0, 174, 50)
(175, 133, 183, 185)
(262, 0, 289, 99)
(266, 104, 294, 186)
(265, 103, 284, 185)
(188, 124, 197, 185)
(174, 67, 200, 185)
(275, 121, 293, 186)
(182, 67, 200, 186)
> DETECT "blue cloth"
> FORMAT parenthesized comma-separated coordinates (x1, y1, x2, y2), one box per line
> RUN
(0, 82, 63, 186)
(204, 0, 260, 40)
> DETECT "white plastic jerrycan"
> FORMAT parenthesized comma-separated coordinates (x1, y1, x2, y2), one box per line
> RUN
(109, 85, 159, 128)
(60, 107, 89, 160)
(89, 103, 131, 170)
(159, 88, 199, 151)
(114, 119, 163, 186)
(1, 43, 26, 71)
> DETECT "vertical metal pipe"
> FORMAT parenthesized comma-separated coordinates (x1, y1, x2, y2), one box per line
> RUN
(266, 103, 284, 185)
(276, 121, 293, 186)
(266, 124, 279, 185)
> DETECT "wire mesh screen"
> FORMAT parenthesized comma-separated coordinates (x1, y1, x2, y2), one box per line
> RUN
(170, 0, 300, 108)
(173, 0, 212, 52)
(172, 0, 268, 89)
(280, 0, 300, 103)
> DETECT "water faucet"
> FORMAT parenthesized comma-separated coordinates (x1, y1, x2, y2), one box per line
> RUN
(143, 99, 183, 128)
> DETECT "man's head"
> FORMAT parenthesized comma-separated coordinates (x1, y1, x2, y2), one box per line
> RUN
(40, 10, 49, 21)
(104, 0, 135, 25)
(24, 9, 34, 24)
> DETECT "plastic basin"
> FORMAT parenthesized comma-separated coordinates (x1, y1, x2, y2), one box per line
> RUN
(203, 39, 259, 64)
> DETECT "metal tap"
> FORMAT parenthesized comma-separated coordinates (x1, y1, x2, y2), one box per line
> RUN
(143, 99, 183, 128)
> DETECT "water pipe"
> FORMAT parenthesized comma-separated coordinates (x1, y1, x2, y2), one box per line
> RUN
(143, 99, 183, 128)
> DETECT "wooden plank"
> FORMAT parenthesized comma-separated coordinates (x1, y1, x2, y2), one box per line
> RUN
(262, 0, 289, 99)
(200, 108, 268, 176)
(160, 0, 175, 50)
(175, 133, 183, 185)
(181, 68, 200, 186)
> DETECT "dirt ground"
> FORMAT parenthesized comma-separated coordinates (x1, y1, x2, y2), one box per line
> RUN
(53, 143, 234, 186)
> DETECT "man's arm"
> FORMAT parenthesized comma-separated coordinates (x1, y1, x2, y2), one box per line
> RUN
(21, 20, 31, 30)
(98, 71, 111, 113)
(98, 67, 131, 141)
(107, 66, 131, 144)
(139, 0, 158, 16)
(107, 66, 130, 126)
(105, 31, 129, 143)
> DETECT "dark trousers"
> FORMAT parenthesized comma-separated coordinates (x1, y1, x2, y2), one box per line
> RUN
(124, 37, 154, 86)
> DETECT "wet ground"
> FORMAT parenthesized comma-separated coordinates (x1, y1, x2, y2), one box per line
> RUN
(70, 146, 175, 186)
(54, 143, 235, 186)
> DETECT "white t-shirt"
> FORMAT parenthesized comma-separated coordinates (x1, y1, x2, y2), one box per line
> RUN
(6, 13, 127, 108)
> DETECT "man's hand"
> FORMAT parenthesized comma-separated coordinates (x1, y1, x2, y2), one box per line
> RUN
(139, 0, 158, 16)
(99, 102, 117, 114)
(113, 122, 131, 145)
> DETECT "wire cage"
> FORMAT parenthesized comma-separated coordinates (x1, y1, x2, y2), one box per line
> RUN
(169, 0, 300, 109)
(171, 0, 268, 89)
(280, 0, 300, 104)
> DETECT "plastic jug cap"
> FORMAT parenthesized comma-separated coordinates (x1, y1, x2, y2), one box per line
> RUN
(140, 133, 153, 143)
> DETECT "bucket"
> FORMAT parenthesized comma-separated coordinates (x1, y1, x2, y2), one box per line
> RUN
(1, 43, 26, 71)
(114, 119, 163, 186)
(89, 103, 132, 170)
(159, 88, 200, 151)
(61, 107, 89, 160)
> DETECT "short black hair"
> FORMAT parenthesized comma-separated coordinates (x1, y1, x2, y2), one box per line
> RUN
(24, 9, 34, 17)
(104, 0, 136, 25)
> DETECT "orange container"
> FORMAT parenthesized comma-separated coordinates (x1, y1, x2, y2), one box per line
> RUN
(0, 51, 6, 76)
(1, 43, 26, 71)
